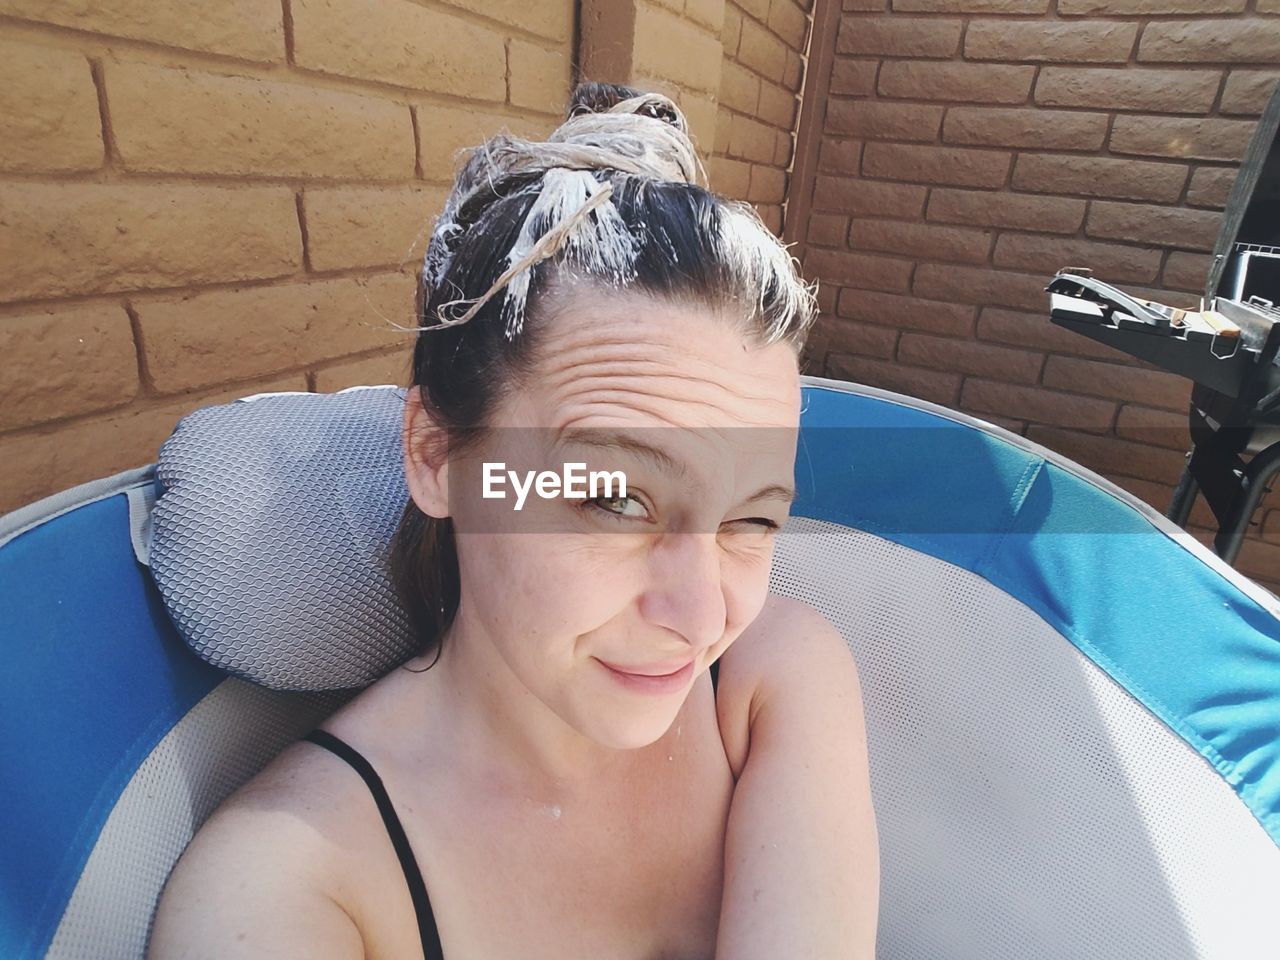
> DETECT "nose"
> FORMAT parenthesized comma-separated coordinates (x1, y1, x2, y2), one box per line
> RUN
(639, 531, 727, 654)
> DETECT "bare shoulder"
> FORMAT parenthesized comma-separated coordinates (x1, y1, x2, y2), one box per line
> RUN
(714, 593, 863, 780)
(146, 742, 367, 960)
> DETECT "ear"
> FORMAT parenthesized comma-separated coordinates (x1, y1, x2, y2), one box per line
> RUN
(403, 386, 450, 519)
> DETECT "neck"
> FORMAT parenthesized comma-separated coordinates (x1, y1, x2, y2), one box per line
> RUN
(422, 602, 636, 796)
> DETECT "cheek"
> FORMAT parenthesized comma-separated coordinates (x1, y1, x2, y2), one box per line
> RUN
(721, 539, 777, 628)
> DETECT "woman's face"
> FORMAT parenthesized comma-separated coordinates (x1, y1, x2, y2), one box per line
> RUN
(428, 288, 802, 751)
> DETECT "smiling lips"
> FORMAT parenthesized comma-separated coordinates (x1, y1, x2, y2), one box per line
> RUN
(601, 659, 693, 677)
(598, 657, 696, 693)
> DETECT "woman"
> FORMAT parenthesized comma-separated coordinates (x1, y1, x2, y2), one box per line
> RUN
(148, 82, 879, 960)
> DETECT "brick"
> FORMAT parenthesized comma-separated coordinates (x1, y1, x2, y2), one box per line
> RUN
(302, 185, 448, 273)
(137, 273, 413, 393)
(0, 304, 137, 431)
(313, 349, 413, 391)
(293, 0, 505, 102)
(805, 249, 913, 292)
(1185, 167, 1237, 209)
(813, 175, 927, 217)
(837, 289, 975, 336)
(685, 0, 727, 32)
(758, 82, 798, 129)
(1060, 0, 1243, 11)
(0, 39, 102, 173)
(927, 189, 1085, 234)
(826, 354, 961, 405)
(1262, 0, 1280, 13)
(774, 129, 794, 167)
(995, 234, 1161, 284)
(1025, 426, 1186, 484)
(863, 143, 1011, 188)
(0, 183, 300, 303)
(913, 263, 1050, 311)
(416, 104, 543, 182)
(737, 0, 771, 19)
(836, 15, 962, 57)
(900, 333, 1043, 383)
(1220, 71, 1280, 116)
(830, 58, 879, 96)
(1085, 202, 1222, 252)
(849, 218, 992, 264)
(768, 0, 810, 49)
(1115, 404, 1190, 450)
(943, 107, 1108, 151)
(0, 0, 284, 61)
(843, 0, 887, 8)
(729, 114, 778, 164)
(0, 373, 305, 516)
(894, 0, 1048, 10)
(1162, 252, 1212, 293)
(509, 40, 571, 114)
(807, 213, 850, 247)
(826, 100, 943, 141)
(721, 61, 761, 114)
(679, 93, 720, 156)
(1139, 21, 1280, 64)
(878, 61, 1035, 104)
(436, 0, 574, 42)
(723, 6, 744, 54)
(1034, 66, 1220, 114)
(818, 139, 862, 173)
(1109, 116, 1256, 164)
(807, 317, 899, 360)
(107, 60, 414, 180)
(635, 3, 725, 94)
(709, 156, 752, 197)
(759, 204, 784, 236)
(783, 49, 805, 91)
(816, 287, 838, 315)
(977, 307, 1130, 361)
(1042, 356, 1191, 411)
(739, 16, 789, 84)
(748, 164, 788, 204)
(960, 379, 1115, 432)
(966, 20, 1138, 63)
(1012, 155, 1187, 202)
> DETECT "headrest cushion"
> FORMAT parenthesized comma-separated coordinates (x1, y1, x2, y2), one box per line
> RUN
(149, 387, 418, 691)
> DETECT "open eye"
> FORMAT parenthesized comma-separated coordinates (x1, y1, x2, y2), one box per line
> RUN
(587, 494, 651, 522)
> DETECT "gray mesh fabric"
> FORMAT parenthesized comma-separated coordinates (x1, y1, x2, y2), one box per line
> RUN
(149, 387, 417, 690)
(47, 679, 350, 960)
(769, 516, 1280, 959)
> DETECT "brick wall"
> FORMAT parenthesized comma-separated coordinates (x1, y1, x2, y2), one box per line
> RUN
(795, 0, 1280, 592)
(709, 0, 812, 233)
(1, 0, 811, 516)
(0, 1, 578, 513)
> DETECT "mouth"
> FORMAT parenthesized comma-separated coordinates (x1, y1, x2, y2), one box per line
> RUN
(596, 657, 696, 693)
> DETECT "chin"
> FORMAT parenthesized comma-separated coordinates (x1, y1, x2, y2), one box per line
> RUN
(587, 710, 679, 751)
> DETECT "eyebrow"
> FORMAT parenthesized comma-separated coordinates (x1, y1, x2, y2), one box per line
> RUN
(556, 427, 797, 506)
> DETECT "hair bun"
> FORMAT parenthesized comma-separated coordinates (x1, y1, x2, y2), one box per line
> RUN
(566, 81, 686, 136)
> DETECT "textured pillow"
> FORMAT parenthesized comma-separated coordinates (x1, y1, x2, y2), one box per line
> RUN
(148, 387, 419, 691)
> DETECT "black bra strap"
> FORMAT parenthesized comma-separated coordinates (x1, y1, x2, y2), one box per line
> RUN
(303, 730, 445, 960)
(709, 658, 720, 694)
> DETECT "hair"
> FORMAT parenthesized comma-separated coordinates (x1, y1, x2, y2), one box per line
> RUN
(388, 81, 819, 666)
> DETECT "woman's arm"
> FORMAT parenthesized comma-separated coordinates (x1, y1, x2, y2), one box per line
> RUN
(147, 795, 366, 960)
(714, 597, 880, 959)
